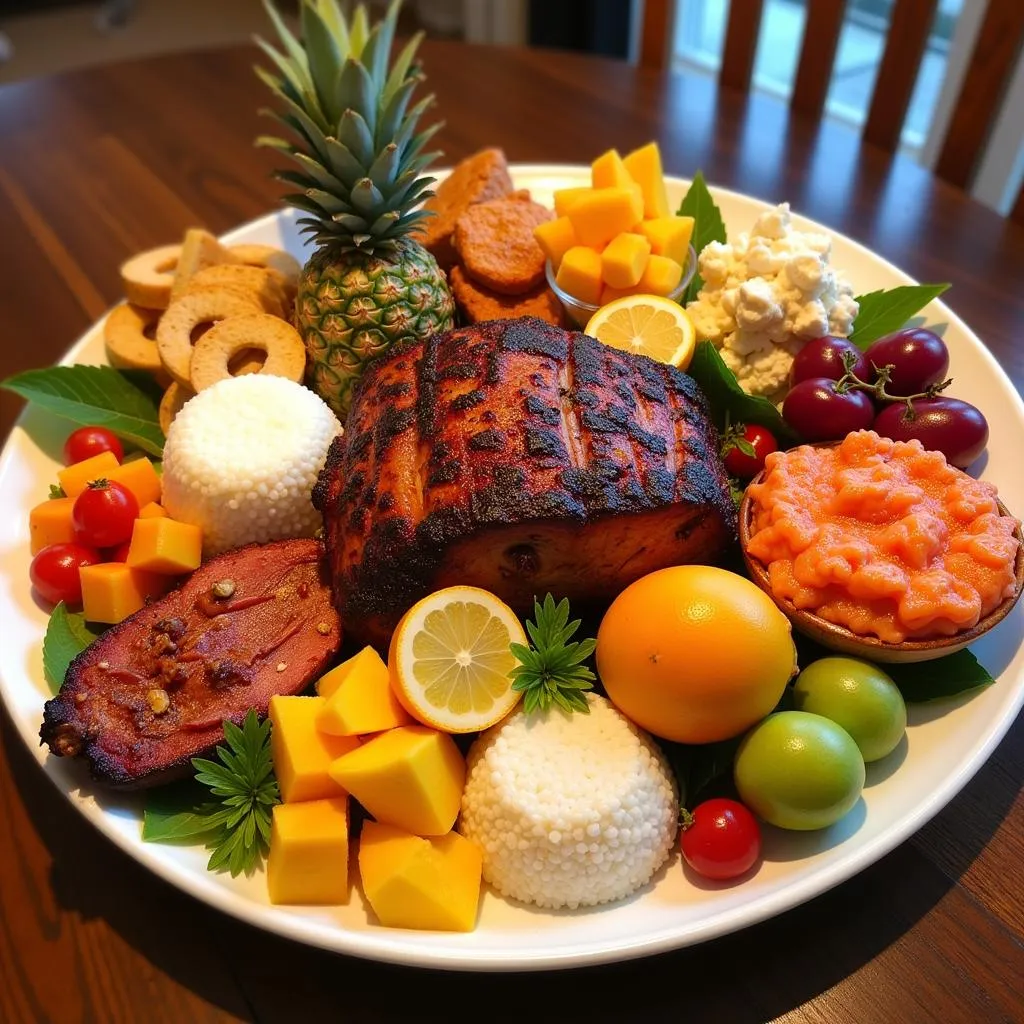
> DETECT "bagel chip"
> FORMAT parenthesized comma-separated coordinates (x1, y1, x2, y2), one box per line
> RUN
(119, 244, 181, 309)
(189, 313, 306, 392)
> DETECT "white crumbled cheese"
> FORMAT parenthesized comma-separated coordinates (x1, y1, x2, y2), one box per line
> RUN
(458, 694, 678, 911)
(687, 203, 858, 398)
(162, 375, 341, 556)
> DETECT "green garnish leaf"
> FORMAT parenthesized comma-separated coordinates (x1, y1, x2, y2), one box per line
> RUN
(676, 171, 727, 305)
(510, 594, 597, 716)
(849, 284, 950, 350)
(142, 781, 229, 842)
(42, 602, 103, 694)
(885, 649, 995, 703)
(48, 483, 65, 499)
(1, 364, 165, 456)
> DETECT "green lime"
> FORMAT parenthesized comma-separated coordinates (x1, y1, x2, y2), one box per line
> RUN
(734, 711, 865, 831)
(792, 657, 907, 763)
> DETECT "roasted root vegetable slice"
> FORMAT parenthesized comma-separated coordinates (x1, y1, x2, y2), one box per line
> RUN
(39, 538, 341, 789)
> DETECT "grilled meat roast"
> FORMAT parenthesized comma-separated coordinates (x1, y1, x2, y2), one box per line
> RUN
(40, 539, 340, 788)
(315, 317, 736, 645)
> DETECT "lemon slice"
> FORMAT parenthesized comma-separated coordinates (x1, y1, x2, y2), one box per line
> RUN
(388, 586, 527, 733)
(585, 294, 697, 370)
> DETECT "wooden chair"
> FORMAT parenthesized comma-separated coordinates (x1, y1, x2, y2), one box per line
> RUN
(640, 0, 1024, 219)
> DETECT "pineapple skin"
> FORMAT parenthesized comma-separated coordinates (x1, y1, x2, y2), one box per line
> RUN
(297, 237, 455, 420)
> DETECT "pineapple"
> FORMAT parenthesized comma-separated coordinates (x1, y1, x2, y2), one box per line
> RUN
(256, 0, 455, 419)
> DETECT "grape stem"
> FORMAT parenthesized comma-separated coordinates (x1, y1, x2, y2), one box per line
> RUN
(833, 350, 953, 415)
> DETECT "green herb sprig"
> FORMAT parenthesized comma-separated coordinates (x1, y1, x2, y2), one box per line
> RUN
(510, 594, 597, 715)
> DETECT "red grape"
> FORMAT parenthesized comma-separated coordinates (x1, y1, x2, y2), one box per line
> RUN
(783, 378, 875, 442)
(873, 397, 989, 468)
(864, 329, 949, 395)
(791, 336, 870, 386)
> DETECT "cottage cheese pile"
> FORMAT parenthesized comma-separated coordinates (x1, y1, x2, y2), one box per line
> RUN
(686, 203, 858, 398)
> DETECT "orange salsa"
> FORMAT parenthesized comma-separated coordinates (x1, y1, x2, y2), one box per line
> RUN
(746, 430, 1020, 643)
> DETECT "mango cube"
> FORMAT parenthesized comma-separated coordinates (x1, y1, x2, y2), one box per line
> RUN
(126, 517, 202, 574)
(553, 186, 593, 218)
(57, 451, 120, 499)
(637, 253, 684, 296)
(316, 647, 413, 737)
(638, 215, 694, 266)
(29, 497, 75, 554)
(591, 148, 635, 190)
(328, 725, 465, 836)
(267, 797, 349, 905)
(270, 695, 360, 803)
(623, 142, 671, 219)
(556, 246, 603, 306)
(139, 502, 168, 519)
(567, 187, 644, 249)
(359, 822, 482, 932)
(109, 457, 162, 508)
(533, 216, 578, 271)
(79, 562, 167, 623)
(599, 284, 636, 305)
(601, 232, 652, 289)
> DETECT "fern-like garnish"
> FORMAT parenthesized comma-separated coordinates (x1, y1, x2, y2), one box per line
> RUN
(509, 594, 597, 715)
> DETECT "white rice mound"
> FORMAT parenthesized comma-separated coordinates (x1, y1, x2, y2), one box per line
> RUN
(161, 375, 341, 555)
(459, 693, 679, 910)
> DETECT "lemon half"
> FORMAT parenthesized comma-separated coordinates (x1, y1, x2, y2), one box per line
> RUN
(585, 294, 696, 370)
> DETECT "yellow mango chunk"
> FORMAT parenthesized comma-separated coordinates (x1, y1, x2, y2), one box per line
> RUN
(139, 502, 168, 519)
(126, 517, 202, 574)
(29, 498, 75, 555)
(109, 457, 162, 509)
(566, 186, 645, 249)
(623, 142, 671, 219)
(638, 215, 695, 266)
(533, 216, 578, 271)
(599, 284, 638, 306)
(556, 246, 604, 306)
(79, 563, 167, 624)
(359, 821, 482, 932)
(601, 232, 652, 289)
(328, 725, 465, 836)
(637, 253, 684, 296)
(553, 186, 593, 218)
(268, 797, 349, 905)
(270, 695, 360, 803)
(591, 149, 634, 190)
(316, 647, 413, 737)
(57, 451, 120, 499)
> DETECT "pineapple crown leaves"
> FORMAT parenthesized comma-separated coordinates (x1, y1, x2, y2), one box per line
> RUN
(254, 0, 443, 253)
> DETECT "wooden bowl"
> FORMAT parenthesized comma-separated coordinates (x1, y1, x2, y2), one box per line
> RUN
(739, 473, 1024, 664)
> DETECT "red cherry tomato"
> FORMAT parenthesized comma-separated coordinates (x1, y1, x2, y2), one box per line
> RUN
(29, 543, 102, 605)
(63, 426, 123, 465)
(723, 424, 778, 479)
(72, 479, 139, 548)
(680, 798, 762, 881)
(107, 541, 132, 563)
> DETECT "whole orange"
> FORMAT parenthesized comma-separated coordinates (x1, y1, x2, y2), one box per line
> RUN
(595, 566, 796, 743)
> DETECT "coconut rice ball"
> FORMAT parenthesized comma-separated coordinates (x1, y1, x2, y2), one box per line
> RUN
(162, 374, 341, 555)
(459, 693, 678, 910)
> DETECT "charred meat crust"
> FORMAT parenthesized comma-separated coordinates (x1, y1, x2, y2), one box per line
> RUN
(39, 539, 341, 789)
(318, 317, 737, 644)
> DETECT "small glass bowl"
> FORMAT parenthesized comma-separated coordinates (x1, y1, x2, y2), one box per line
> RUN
(545, 244, 698, 329)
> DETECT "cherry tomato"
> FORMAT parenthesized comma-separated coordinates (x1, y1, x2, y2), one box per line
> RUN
(63, 426, 123, 465)
(30, 542, 102, 605)
(680, 798, 762, 881)
(106, 541, 132, 563)
(72, 479, 139, 548)
(723, 424, 778, 479)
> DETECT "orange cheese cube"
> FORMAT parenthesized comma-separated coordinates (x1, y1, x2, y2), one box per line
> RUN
(359, 822, 482, 932)
(601, 232, 652, 289)
(316, 646, 413, 736)
(623, 142, 671, 219)
(267, 797, 350, 905)
(638, 215, 694, 266)
(556, 246, 604, 306)
(270, 695, 359, 803)
(29, 498, 75, 554)
(552, 186, 593, 217)
(566, 187, 644, 249)
(591, 148, 635, 190)
(139, 502, 168, 519)
(637, 253, 684, 296)
(57, 451, 120, 499)
(126, 517, 202, 574)
(533, 216, 578, 271)
(109, 457, 162, 508)
(79, 562, 167, 624)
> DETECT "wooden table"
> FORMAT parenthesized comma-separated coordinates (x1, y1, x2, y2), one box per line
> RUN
(2, 41, 1023, 1024)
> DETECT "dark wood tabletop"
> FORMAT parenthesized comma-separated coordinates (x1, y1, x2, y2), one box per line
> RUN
(1, 40, 1022, 1024)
